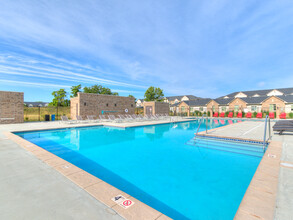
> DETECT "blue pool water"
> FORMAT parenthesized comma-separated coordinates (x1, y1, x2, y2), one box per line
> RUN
(15, 119, 262, 219)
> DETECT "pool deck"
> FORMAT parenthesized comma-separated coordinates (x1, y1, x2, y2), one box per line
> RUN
(0, 118, 192, 220)
(0, 118, 292, 219)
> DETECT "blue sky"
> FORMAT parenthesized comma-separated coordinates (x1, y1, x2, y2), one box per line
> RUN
(0, 0, 293, 102)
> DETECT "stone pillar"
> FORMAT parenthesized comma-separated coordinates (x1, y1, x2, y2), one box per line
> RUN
(187, 107, 190, 117)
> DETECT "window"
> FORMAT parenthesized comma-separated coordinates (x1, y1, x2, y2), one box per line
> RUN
(269, 104, 276, 112)
(234, 105, 239, 111)
(199, 107, 203, 111)
(114, 103, 117, 107)
(181, 106, 185, 112)
(251, 105, 257, 111)
(221, 107, 226, 112)
(106, 103, 108, 107)
(291, 105, 293, 111)
(131, 104, 133, 107)
(84, 102, 86, 106)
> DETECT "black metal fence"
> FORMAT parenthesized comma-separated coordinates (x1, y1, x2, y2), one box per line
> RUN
(24, 106, 70, 122)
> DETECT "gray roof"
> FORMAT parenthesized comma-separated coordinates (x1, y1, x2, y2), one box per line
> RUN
(239, 96, 267, 104)
(165, 96, 184, 101)
(24, 102, 49, 107)
(182, 98, 211, 107)
(165, 95, 200, 101)
(213, 98, 234, 105)
(271, 95, 293, 103)
(170, 103, 179, 107)
(218, 87, 293, 99)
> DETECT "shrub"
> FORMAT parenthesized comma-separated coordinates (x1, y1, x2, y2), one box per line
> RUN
(289, 112, 293, 118)
(253, 112, 257, 118)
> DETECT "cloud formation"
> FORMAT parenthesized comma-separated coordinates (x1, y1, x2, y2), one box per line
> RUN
(0, 0, 293, 100)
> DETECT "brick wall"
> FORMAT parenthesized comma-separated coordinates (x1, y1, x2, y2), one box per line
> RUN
(178, 102, 189, 113)
(206, 100, 219, 115)
(0, 91, 24, 124)
(228, 98, 247, 112)
(70, 93, 135, 119)
(262, 96, 286, 118)
(144, 101, 169, 116)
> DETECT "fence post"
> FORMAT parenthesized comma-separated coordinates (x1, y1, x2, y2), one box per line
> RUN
(57, 106, 58, 120)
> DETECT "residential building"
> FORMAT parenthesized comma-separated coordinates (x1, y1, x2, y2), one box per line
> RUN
(24, 102, 49, 107)
(207, 87, 293, 118)
(136, 99, 144, 107)
(164, 95, 200, 105)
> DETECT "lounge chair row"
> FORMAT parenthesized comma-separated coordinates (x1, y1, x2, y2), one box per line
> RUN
(61, 114, 171, 124)
(273, 120, 293, 134)
(213, 112, 287, 119)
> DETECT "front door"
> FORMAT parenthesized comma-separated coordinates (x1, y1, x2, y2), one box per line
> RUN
(146, 106, 153, 115)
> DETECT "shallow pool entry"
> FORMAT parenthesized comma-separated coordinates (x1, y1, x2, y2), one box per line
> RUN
(186, 136, 266, 158)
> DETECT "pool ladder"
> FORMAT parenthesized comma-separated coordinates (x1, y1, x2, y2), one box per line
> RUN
(194, 114, 208, 143)
(263, 115, 272, 151)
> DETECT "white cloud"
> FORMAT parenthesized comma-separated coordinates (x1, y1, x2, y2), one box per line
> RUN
(0, 0, 293, 98)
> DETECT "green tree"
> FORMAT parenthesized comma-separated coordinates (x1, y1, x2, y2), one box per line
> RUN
(144, 86, 164, 101)
(83, 84, 118, 96)
(50, 89, 69, 106)
(128, 94, 136, 102)
(71, 84, 81, 97)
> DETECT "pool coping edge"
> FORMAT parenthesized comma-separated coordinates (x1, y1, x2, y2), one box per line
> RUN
(4, 131, 171, 220)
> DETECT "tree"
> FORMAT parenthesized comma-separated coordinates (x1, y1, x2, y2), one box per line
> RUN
(144, 86, 164, 101)
(71, 84, 81, 98)
(50, 89, 69, 106)
(128, 94, 136, 102)
(83, 84, 118, 96)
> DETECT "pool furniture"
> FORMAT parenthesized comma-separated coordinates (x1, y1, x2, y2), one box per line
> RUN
(87, 115, 99, 123)
(99, 115, 111, 122)
(228, 112, 233, 118)
(246, 112, 252, 118)
(76, 115, 89, 123)
(269, 112, 275, 119)
(213, 112, 219, 117)
(237, 112, 242, 118)
(220, 112, 225, 117)
(273, 120, 293, 134)
(108, 115, 123, 123)
(279, 112, 286, 119)
(256, 112, 262, 118)
(61, 116, 76, 124)
(118, 115, 132, 122)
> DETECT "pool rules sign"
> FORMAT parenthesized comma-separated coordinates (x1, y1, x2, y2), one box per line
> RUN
(112, 195, 134, 209)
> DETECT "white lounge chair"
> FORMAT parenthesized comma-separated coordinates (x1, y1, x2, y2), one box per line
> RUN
(87, 115, 99, 123)
(76, 115, 89, 123)
(108, 115, 123, 123)
(60, 116, 76, 124)
(99, 115, 111, 122)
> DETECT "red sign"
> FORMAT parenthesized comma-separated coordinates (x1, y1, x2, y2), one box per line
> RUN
(123, 200, 132, 207)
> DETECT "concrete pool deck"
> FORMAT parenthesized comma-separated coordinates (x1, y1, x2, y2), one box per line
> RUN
(0, 118, 292, 219)
(1, 118, 193, 220)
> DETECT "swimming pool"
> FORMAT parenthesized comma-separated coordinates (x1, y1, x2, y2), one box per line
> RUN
(15, 119, 263, 219)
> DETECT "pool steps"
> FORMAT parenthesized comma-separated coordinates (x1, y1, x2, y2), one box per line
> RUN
(186, 136, 266, 158)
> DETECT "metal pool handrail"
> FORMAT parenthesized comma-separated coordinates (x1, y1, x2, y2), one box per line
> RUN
(263, 115, 272, 151)
(194, 114, 207, 142)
